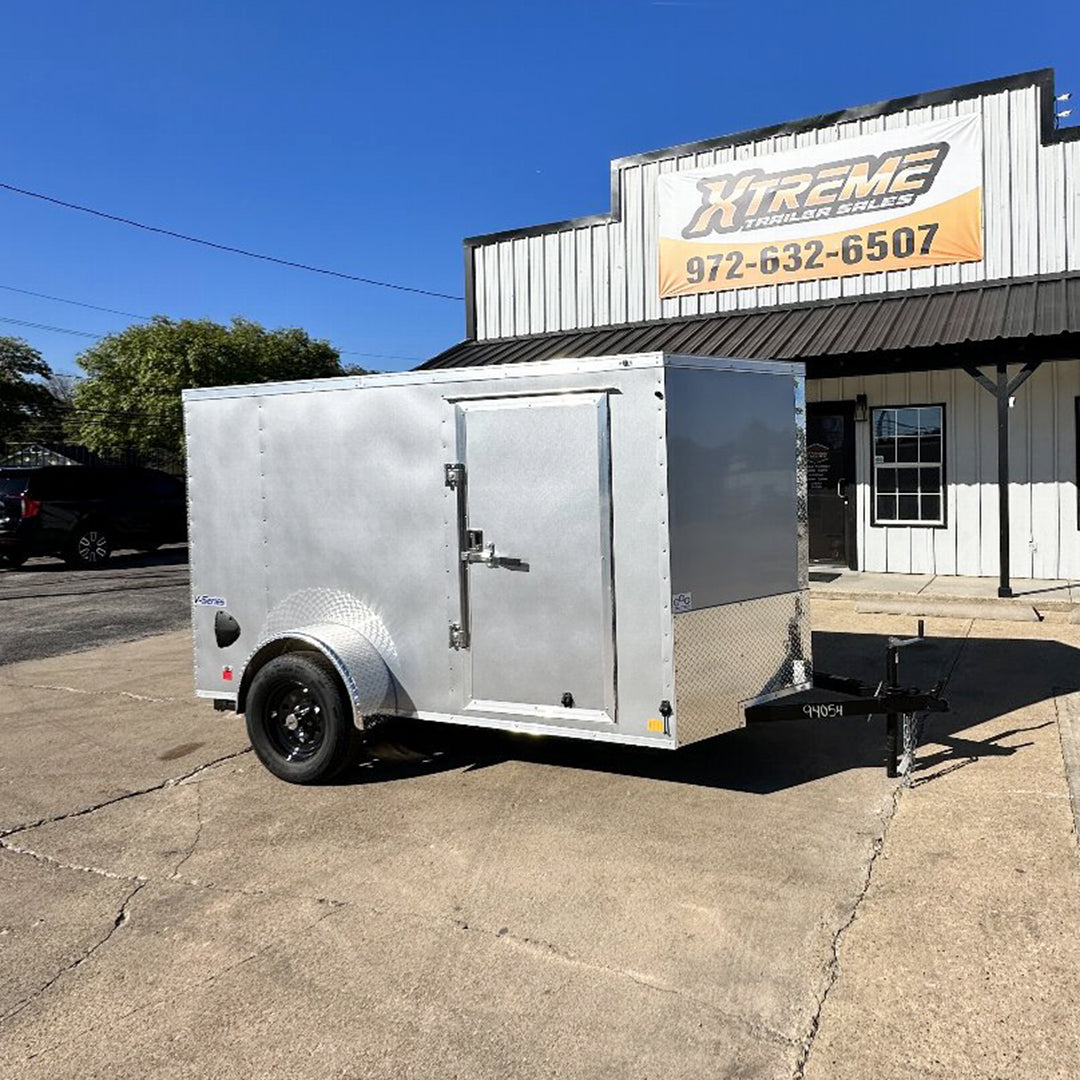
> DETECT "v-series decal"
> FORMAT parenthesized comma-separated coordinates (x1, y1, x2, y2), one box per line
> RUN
(681, 141, 950, 238)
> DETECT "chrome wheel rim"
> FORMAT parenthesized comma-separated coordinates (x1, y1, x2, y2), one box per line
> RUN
(77, 531, 108, 563)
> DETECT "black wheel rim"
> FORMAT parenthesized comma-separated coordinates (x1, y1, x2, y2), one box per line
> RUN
(77, 530, 108, 564)
(265, 680, 326, 762)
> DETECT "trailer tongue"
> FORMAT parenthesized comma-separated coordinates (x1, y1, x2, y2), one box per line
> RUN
(746, 619, 948, 777)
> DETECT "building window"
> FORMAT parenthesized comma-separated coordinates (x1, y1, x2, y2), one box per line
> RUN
(871, 405, 945, 526)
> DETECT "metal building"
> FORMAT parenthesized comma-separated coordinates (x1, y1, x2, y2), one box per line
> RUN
(421, 68, 1080, 595)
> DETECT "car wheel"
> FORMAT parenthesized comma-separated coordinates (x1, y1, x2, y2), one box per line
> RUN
(64, 526, 112, 568)
(245, 652, 360, 784)
(0, 551, 27, 568)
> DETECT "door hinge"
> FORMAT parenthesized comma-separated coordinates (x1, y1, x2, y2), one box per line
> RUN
(449, 622, 469, 650)
(445, 463, 465, 489)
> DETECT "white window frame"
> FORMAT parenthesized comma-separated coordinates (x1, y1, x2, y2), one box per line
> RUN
(870, 404, 946, 528)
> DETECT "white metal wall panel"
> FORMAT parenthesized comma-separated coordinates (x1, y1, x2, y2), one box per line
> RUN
(807, 360, 1080, 580)
(1067, 141, 1080, 272)
(471, 80, 1074, 340)
(1055, 361, 1080, 578)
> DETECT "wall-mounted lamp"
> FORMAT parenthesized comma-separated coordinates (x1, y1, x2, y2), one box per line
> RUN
(854, 393, 869, 422)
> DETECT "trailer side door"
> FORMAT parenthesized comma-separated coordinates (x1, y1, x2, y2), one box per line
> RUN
(451, 392, 616, 723)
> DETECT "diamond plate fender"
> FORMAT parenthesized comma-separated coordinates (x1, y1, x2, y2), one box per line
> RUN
(237, 588, 398, 723)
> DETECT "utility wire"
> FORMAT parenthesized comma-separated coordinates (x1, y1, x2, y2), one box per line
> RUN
(0, 283, 149, 320)
(0, 181, 464, 301)
(0, 314, 101, 338)
(0, 284, 423, 362)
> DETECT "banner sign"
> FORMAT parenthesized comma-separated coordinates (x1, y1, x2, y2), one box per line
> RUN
(658, 114, 983, 297)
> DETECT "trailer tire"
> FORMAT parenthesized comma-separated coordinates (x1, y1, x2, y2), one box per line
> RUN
(245, 651, 360, 784)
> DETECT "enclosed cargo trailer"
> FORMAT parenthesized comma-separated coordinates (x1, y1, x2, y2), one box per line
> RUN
(183, 353, 812, 783)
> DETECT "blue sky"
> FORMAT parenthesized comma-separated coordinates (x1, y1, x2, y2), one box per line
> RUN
(1, 1, 1076, 376)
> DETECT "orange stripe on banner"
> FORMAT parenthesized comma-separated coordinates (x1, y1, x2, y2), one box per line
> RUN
(658, 187, 983, 297)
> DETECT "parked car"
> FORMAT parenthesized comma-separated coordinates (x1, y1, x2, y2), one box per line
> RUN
(0, 465, 186, 568)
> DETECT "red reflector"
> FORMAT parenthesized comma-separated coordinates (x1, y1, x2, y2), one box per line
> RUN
(222, 667, 233, 681)
(21, 498, 42, 519)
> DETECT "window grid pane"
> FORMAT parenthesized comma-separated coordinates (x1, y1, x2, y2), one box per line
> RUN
(872, 406, 944, 524)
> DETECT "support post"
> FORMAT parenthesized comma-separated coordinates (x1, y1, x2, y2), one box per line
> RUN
(962, 360, 1042, 601)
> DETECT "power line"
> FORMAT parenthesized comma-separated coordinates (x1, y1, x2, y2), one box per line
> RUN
(1, 283, 424, 362)
(0, 314, 101, 338)
(0, 283, 149, 320)
(0, 181, 465, 301)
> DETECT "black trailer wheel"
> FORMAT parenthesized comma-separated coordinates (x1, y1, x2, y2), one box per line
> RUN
(64, 525, 112, 568)
(245, 652, 359, 784)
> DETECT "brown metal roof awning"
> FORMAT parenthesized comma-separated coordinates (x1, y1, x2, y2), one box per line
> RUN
(420, 271, 1080, 376)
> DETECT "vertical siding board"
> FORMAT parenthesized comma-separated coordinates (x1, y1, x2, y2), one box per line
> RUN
(958, 95, 985, 285)
(953, 370, 981, 575)
(473, 245, 488, 339)
(1038, 141, 1066, 275)
(484, 245, 501, 340)
(1056, 360, 1080, 578)
(498, 241, 514, 338)
(592, 224, 610, 329)
(544, 233, 561, 331)
(1066, 142, 1080, 271)
(978, 375, 999, 575)
(609, 214, 627, 326)
(512, 238, 529, 337)
(642, 162, 661, 322)
(528, 236, 545, 336)
(559, 231, 577, 331)
(983, 91, 1011, 280)
(576, 228, 593, 329)
(1009, 87, 1039, 279)
(1008, 363, 1034, 578)
(1029, 362, 1059, 578)
(862, 373, 889, 572)
(624, 166, 644, 323)
(928, 369, 957, 575)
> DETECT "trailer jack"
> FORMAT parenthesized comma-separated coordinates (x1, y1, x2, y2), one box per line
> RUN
(745, 620, 948, 778)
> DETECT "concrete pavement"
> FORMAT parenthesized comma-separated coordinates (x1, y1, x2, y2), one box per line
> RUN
(0, 546, 190, 666)
(1, 603, 1079, 1079)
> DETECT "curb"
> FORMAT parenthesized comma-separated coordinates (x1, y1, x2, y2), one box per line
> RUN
(810, 588, 1080, 622)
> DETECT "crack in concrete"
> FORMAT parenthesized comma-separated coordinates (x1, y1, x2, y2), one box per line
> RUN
(169, 784, 203, 879)
(15, 683, 178, 704)
(0, 879, 146, 1026)
(0, 834, 348, 908)
(443, 915, 797, 1050)
(791, 784, 903, 1080)
(21, 900, 345, 1062)
(0, 747, 252, 840)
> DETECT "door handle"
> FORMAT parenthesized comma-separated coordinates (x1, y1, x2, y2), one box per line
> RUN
(462, 538, 529, 571)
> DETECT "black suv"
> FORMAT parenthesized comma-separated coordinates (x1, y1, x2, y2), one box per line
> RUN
(0, 466, 186, 568)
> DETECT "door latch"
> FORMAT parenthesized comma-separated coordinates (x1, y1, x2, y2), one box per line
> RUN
(461, 529, 528, 571)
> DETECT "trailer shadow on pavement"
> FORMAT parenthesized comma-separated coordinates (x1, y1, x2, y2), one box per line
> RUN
(344, 629, 1080, 794)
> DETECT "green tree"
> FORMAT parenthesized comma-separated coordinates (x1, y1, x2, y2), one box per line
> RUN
(71, 316, 343, 456)
(0, 336, 60, 450)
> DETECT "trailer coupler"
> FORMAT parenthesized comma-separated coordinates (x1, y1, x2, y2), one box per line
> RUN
(745, 620, 948, 778)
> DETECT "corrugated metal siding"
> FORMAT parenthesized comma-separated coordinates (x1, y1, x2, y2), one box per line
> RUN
(470, 78, 1079, 341)
(806, 361, 1080, 580)
(422, 272, 1080, 370)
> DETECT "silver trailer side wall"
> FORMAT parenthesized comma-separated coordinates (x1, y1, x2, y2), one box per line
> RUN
(665, 361, 811, 744)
